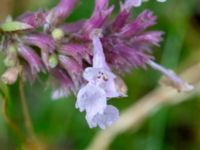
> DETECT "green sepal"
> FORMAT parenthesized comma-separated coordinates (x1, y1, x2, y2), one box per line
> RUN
(0, 21, 33, 32)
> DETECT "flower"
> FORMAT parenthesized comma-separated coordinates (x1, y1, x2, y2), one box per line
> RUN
(45, 0, 78, 30)
(0, 0, 192, 130)
(76, 83, 107, 116)
(86, 105, 119, 129)
(76, 30, 127, 128)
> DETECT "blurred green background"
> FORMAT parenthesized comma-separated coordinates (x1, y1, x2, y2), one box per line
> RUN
(0, 0, 200, 149)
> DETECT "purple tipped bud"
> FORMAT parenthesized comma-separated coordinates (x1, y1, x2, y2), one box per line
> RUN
(23, 33, 55, 53)
(60, 20, 85, 33)
(59, 55, 83, 89)
(119, 10, 157, 38)
(111, 3, 130, 31)
(23, 34, 55, 69)
(60, 43, 91, 65)
(132, 31, 163, 47)
(82, 0, 114, 35)
(46, 0, 78, 26)
(18, 45, 44, 75)
(94, 0, 109, 11)
(50, 68, 74, 99)
(17, 10, 46, 28)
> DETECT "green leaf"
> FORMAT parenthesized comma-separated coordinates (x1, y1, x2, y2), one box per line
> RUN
(0, 21, 33, 32)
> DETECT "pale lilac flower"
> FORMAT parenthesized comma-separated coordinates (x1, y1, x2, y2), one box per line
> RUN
(83, 68, 122, 98)
(76, 30, 126, 128)
(76, 83, 107, 116)
(86, 105, 119, 129)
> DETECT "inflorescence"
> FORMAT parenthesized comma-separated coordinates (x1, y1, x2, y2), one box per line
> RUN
(0, 0, 193, 129)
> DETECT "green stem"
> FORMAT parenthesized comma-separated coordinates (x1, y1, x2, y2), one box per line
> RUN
(19, 78, 37, 141)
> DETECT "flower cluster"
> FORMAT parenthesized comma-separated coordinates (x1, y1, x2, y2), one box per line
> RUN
(0, 0, 192, 129)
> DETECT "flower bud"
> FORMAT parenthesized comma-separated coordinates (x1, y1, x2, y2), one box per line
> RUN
(49, 54, 58, 68)
(4, 45, 17, 67)
(51, 28, 64, 40)
(115, 76, 128, 97)
(1, 67, 19, 84)
(4, 56, 16, 67)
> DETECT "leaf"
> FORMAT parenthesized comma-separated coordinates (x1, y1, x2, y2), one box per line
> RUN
(0, 21, 33, 32)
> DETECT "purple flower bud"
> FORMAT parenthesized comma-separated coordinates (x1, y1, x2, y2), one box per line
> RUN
(111, 3, 130, 31)
(18, 45, 44, 75)
(82, 0, 114, 35)
(59, 43, 91, 65)
(50, 68, 74, 99)
(17, 10, 46, 28)
(60, 20, 85, 33)
(22, 34, 55, 69)
(119, 10, 157, 38)
(94, 0, 109, 11)
(59, 55, 83, 89)
(22, 33, 55, 53)
(46, 0, 78, 26)
(132, 31, 163, 47)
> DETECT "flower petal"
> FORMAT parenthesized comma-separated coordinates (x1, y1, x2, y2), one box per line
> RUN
(76, 83, 107, 117)
(86, 105, 119, 129)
